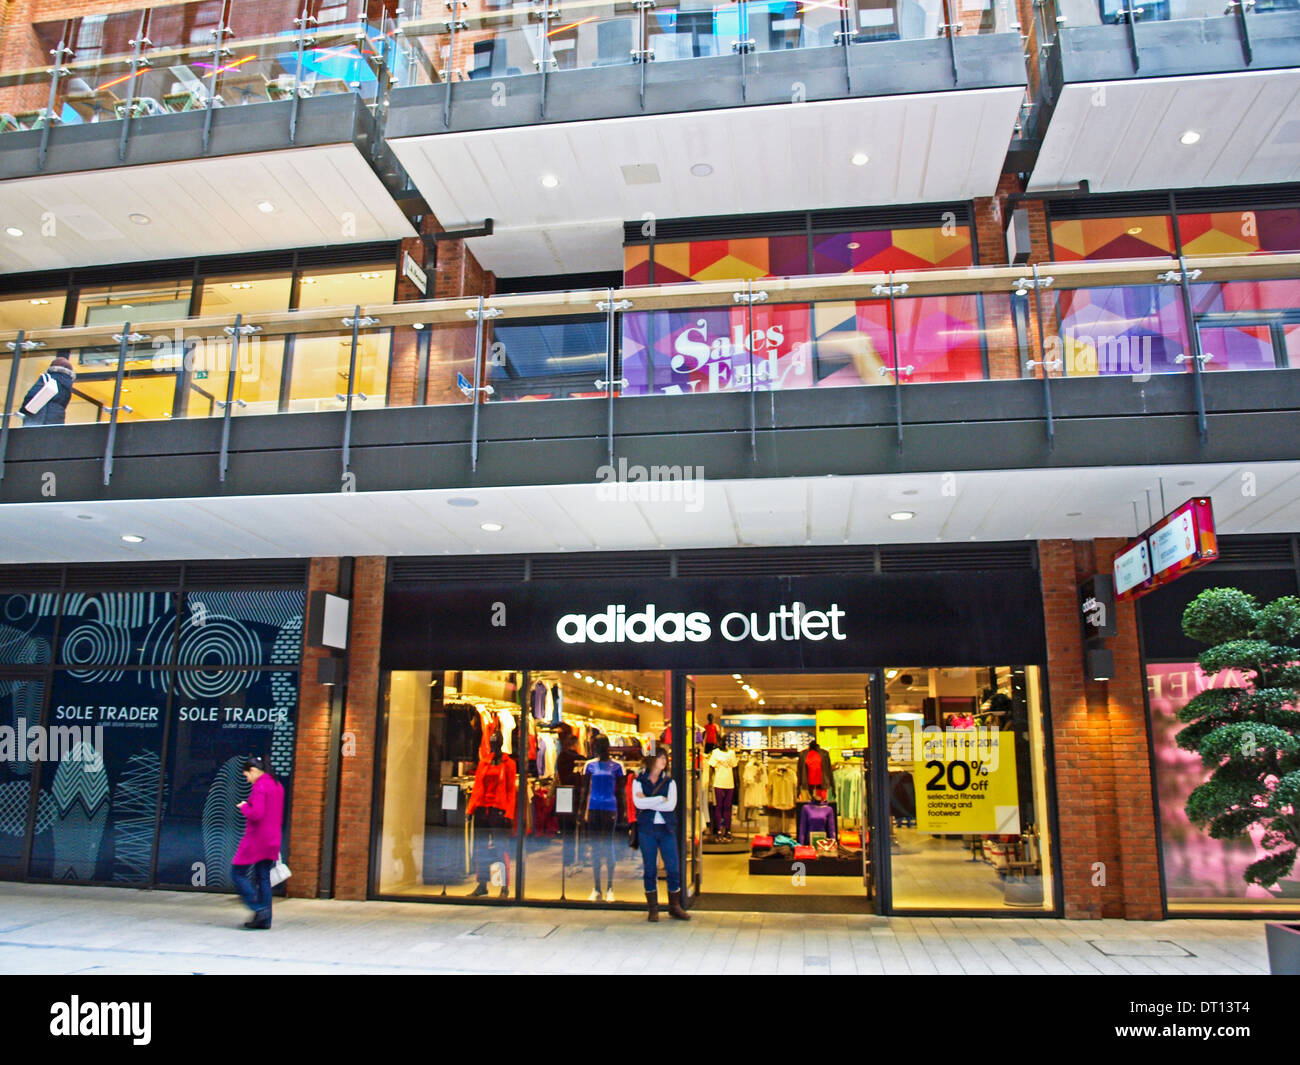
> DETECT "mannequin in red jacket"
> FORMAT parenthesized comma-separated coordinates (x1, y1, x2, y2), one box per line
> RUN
(467, 731, 517, 897)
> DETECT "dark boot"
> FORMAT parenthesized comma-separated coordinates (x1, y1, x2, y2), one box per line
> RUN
(645, 891, 660, 922)
(468, 882, 488, 897)
(667, 890, 691, 921)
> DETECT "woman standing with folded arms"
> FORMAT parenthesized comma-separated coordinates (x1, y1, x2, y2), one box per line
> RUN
(632, 749, 690, 922)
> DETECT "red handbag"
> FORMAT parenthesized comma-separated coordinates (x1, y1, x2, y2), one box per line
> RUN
(793, 845, 817, 861)
(750, 835, 773, 851)
(840, 830, 862, 849)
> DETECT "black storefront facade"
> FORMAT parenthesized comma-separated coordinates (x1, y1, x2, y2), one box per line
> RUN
(372, 544, 1065, 916)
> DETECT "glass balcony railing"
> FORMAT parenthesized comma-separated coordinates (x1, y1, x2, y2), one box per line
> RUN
(1040, 0, 1295, 31)
(2, 253, 1298, 441)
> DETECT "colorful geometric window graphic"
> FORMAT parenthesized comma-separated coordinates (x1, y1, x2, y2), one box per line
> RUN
(1178, 209, 1300, 257)
(811, 227, 973, 273)
(1050, 215, 1175, 261)
(623, 226, 973, 284)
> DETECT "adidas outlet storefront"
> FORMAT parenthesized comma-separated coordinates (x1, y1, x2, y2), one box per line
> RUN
(373, 544, 1065, 916)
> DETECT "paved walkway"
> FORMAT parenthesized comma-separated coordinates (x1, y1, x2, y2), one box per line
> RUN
(0, 882, 1276, 975)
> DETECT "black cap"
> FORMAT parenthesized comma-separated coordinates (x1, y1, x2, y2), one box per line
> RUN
(244, 756, 267, 772)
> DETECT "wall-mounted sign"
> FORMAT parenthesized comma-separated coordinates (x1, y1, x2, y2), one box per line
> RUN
(1114, 498, 1218, 603)
(1080, 573, 1117, 639)
(402, 250, 428, 295)
(307, 591, 350, 650)
(382, 573, 1048, 670)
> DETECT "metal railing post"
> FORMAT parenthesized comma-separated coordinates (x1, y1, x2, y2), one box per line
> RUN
(465, 296, 500, 473)
(596, 291, 632, 467)
(1169, 256, 1210, 444)
(104, 323, 143, 486)
(203, 2, 233, 154)
(939, 0, 960, 84)
(340, 306, 379, 481)
(118, 12, 151, 162)
(442, 0, 464, 128)
(291, 2, 317, 144)
(218, 314, 258, 482)
(38, 26, 73, 172)
(1020, 265, 1059, 450)
(887, 274, 903, 452)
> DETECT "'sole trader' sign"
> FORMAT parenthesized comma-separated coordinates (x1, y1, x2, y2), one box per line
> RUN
(911, 728, 1021, 834)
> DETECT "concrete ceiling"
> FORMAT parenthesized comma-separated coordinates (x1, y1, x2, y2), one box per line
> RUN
(388, 88, 1027, 276)
(1029, 68, 1300, 194)
(2, 461, 1298, 563)
(0, 145, 416, 275)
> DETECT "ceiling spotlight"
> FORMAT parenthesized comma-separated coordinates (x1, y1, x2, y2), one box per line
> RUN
(732, 674, 742, 680)
(540, 174, 559, 188)
(1178, 130, 1201, 146)
(29, 298, 49, 305)
(5, 226, 22, 237)
(256, 200, 276, 213)
(1126, 226, 1142, 235)
(1066, 511, 1082, 517)
(359, 272, 382, 280)
(1177, 480, 1194, 487)
(758, 699, 765, 705)
(846, 241, 860, 250)
(480, 521, 503, 532)
(121, 534, 146, 543)
(301, 277, 317, 285)
(447, 497, 479, 507)
(596, 680, 606, 688)
(851, 152, 869, 166)
(690, 162, 713, 177)
(748, 689, 758, 700)
(890, 511, 915, 521)
(572, 671, 582, 678)
(710, 702, 718, 708)
(411, 322, 425, 330)
(886, 669, 898, 679)
(584, 675, 595, 683)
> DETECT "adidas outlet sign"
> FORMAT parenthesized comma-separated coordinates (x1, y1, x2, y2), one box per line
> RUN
(555, 602, 848, 644)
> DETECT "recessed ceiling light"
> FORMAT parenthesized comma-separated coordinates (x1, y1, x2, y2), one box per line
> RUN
(301, 277, 317, 285)
(540, 174, 559, 188)
(886, 669, 898, 679)
(480, 521, 503, 532)
(1066, 511, 1082, 517)
(1127, 226, 1143, 235)
(256, 200, 276, 213)
(446, 497, 479, 507)
(121, 534, 146, 543)
(901, 488, 919, 496)
(72, 513, 98, 521)
(129, 213, 151, 226)
(758, 699, 765, 705)
(1177, 480, 1194, 486)
(29, 298, 49, 305)
(1179, 130, 1201, 146)
(5, 226, 22, 237)
(690, 162, 713, 177)
(710, 702, 718, 708)
(732, 674, 742, 680)
(846, 241, 860, 250)
(584, 675, 595, 683)
(411, 322, 425, 330)
(359, 272, 382, 280)
(890, 511, 914, 521)
(851, 152, 869, 166)
(230, 282, 251, 289)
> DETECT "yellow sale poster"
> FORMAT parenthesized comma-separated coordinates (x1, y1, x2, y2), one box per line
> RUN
(911, 729, 1020, 834)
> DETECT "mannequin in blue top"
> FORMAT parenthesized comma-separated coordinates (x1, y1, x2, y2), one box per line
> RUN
(583, 735, 624, 902)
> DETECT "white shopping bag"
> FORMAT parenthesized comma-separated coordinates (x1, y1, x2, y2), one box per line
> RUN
(22, 374, 57, 415)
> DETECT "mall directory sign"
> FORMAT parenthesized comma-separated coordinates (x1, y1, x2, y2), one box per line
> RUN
(1114, 497, 1219, 603)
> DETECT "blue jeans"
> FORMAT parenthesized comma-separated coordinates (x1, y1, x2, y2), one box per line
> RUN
(232, 859, 274, 924)
(638, 822, 680, 894)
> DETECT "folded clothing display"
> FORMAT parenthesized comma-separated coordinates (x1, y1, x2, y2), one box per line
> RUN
(793, 845, 816, 861)
(750, 834, 774, 852)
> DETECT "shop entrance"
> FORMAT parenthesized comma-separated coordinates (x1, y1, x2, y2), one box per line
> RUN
(683, 666, 1056, 915)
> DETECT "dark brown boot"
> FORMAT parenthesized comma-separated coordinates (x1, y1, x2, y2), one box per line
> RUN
(646, 891, 660, 922)
(667, 890, 691, 920)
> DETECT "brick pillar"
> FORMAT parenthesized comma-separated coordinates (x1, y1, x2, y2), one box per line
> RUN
(1040, 539, 1165, 919)
(333, 555, 386, 901)
(286, 557, 340, 898)
(1095, 536, 1164, 920)
(388, 215, 440, 409)
(973, 175, 1023, 381)
(1039, 539, 1107, 918)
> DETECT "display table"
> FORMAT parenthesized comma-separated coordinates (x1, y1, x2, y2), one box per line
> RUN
(748, 853, 865, 877)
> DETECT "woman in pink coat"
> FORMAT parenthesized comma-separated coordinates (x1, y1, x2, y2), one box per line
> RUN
(232, 756, 285, 930)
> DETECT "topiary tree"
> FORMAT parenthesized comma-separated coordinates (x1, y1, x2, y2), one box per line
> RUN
(1178, 588, 1300, 888)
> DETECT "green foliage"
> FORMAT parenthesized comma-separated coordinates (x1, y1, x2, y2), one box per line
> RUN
(1179, 587, 1300, 890)
(1257, 597, 1300, 645)
(1182, 588, 1258, 645)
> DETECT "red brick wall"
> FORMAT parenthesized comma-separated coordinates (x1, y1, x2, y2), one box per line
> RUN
(286, 556, 340, 899)
(333, 555, 385, 900)
(1039, 539, 1163, 919)
(973, 175, 1022, 381)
